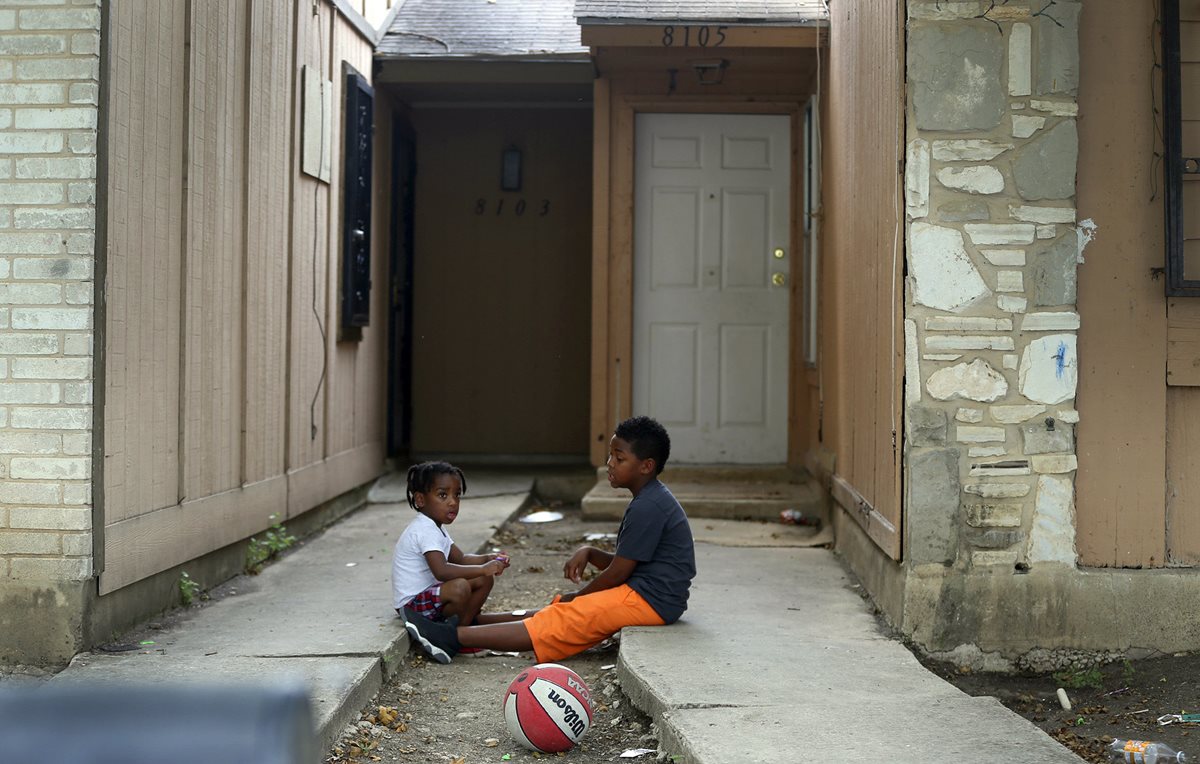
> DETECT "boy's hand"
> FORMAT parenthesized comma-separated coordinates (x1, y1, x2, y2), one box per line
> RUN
(563, 547, 590, 584)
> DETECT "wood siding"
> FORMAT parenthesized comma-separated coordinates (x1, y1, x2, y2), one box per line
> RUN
(1077, 1, 1200, 567)
(99, 0, 388, 594)
(824, 2, 903, 558)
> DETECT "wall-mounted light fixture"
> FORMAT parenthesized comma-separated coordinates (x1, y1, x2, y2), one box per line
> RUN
(501, 146, 522, 191)
(691, 58, 729, 85)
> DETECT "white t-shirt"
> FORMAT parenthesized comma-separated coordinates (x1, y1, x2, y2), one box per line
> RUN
(392, 513, 453, 609)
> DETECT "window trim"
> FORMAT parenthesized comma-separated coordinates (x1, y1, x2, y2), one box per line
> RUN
(1165, 0, 1193, 295)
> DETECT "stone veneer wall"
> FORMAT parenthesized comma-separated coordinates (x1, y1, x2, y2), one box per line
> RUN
(0, 0, 100, 663)
(903, 1, 1082, 573)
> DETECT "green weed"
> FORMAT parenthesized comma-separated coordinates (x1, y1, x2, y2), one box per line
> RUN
(179, 571, 202, 606)
(245, 514, 297, 574)
(1053, 665, 1104, 689)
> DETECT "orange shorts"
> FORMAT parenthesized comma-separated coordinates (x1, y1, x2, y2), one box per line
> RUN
(524, 584, 665, 663)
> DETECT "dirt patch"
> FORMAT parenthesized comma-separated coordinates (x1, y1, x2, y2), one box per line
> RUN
(921, 651, 1200, 762)
(325, 503, 667, 764)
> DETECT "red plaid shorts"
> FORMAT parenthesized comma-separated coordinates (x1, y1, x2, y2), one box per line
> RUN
(407, 584, 444, 620)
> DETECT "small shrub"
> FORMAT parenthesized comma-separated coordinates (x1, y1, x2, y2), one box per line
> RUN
(246, 513, 297, 574)
(179, 571, 202, 606)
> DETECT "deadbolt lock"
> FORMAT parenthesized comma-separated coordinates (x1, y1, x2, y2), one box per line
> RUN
(773, 248, 785, 259)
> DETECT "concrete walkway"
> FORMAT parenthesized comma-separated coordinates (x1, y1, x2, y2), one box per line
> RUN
(46, 471, 1082, 763)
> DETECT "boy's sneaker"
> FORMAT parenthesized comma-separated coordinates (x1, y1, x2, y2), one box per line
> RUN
(402, 609, 460, 664)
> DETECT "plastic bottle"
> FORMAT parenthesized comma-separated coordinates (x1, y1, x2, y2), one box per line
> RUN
(1108, 739, 1189, 764)
(780, 509, 819, 526)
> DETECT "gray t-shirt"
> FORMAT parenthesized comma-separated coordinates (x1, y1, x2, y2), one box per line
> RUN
(615, 478, 696, 624)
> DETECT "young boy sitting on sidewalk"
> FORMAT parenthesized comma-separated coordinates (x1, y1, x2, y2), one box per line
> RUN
(403, 416, 696, 664)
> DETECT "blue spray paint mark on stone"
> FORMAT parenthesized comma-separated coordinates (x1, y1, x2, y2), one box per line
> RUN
(1053, 341, 1068, 379)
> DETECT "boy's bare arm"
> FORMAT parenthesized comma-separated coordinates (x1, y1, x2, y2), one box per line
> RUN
(563, 545, 615, 583)
(425, 549, 504, 581)
(560, 554, 637, 602)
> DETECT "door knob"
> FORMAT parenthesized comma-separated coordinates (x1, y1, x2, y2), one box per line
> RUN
(772, 272, 786, 286)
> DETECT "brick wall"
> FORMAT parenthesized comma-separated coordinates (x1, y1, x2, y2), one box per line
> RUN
(0, 0, 100, 585)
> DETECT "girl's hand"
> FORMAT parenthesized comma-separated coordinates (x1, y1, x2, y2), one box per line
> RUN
(483, 559, 506, 576)
(490, 553, 510, 576)
(563, 547, 591, 584)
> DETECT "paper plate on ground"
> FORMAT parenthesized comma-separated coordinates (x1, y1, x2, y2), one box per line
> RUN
(519, 510, 564, 523)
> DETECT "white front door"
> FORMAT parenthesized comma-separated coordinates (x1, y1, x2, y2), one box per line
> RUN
(633, 113, 791, 463)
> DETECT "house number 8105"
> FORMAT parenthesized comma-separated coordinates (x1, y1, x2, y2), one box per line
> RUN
(661, 25, 728, 47)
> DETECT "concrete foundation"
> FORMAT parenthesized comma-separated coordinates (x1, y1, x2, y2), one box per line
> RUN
(836, 504, 1200, 669)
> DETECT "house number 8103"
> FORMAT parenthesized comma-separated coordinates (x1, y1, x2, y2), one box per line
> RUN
(474, 198, 550, 216)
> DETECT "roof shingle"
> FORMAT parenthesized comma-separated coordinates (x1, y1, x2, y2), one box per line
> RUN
(574, 0, 829, 25)
(378, 0, 587, 59)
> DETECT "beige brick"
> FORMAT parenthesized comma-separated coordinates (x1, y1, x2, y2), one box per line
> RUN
(61, 482, 89, 505)
(0, 480, 59, 504)
(10, 456, 88, 480)
(0, 406, 7, 426)
(0, 182, 62, 205)
(0, 282, 62, 303)
(13, 207, 93, 229)
(0, 81, 64, 100)
(69, 31, 97, 55)
(15, 57, 96, 81)
(0, 381, 59, 403)
(11, 307, 90, 330)
(15, 156, 96, 179)
(10, 506, 89, 530)
(67, 131, 94, 153)
(12, 256, 91, 280)
(61, 531, 89, 555)
(62, 381, 89, 403)
(0, 431, 61, 454)
(64, 282, 90, 304)
(65, 232, 91, 254)
(62, 332, 89, 356)
(60, 432, 87, 454)
(18, 8, 100, 30)
(10, 406, 88, 429)
(0, 231, 62, 254)
(10, 556, 90, 580)
(0, 332, 59, 354)
(0, 11, 14, 31)
(15, 107, 95, 130)
(0, 132, 62, 154)
(12, 357, 90, 379)
(0, 529, 59, 554)
(66, 181, 93, 203)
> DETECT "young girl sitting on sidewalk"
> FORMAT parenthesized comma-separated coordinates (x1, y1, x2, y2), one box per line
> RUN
(392, 462, 511, 641)
(403, 416, 695, 665)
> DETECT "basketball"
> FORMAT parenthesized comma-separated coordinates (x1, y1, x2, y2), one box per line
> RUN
(502, 663, 594, 752)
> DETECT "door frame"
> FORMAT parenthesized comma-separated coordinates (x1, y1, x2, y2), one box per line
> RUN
(589, 88, 809, 466)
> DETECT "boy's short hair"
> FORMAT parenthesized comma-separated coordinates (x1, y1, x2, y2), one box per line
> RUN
(614, 416, 670, 475)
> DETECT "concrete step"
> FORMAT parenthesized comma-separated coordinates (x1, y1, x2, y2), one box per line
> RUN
(581, 465, 827, 522)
